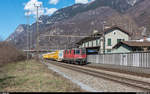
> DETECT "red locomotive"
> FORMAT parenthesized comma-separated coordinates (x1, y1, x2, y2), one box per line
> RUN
(63, 48, 87, 65)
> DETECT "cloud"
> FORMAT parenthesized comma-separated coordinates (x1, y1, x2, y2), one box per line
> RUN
(24, 0, 44, 16)
(75, 0, 95, 4)
(24, 0, 57, 16)
(24, 0, 95, 17)
(89, 0, 95, 3)
(45, 8, 58, 15)
(75, 0, 89, 4)
(49, 0, 59, 5)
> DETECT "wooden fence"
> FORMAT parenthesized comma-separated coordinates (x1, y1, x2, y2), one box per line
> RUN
(87, 52, 150, 68)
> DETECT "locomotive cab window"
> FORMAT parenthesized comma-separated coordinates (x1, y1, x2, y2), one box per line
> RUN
(74, 50, 80, 54)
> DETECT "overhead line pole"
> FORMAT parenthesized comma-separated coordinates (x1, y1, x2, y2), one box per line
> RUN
(34, 4, 42, 92)
(103, 21, 106, 55)
(34, 4, 41, 59)
(26, 10, 30, 60)
(40, 34, 100, 38)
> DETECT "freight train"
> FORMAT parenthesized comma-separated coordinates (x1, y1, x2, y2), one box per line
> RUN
(42, 50, 59, 61)
(42, 48, 87, 65)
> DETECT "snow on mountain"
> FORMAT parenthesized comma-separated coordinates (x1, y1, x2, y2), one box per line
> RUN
(127, 0, 137, 6)
(15, 25, 25, 34)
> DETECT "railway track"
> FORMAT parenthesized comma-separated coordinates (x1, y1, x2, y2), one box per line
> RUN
(85, 65, 150, 78)
(45, 60, 150, 91)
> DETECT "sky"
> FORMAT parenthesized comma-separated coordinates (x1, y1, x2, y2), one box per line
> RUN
(0, 0, 94, 41)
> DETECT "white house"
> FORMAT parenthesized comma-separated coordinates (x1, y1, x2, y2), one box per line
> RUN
(76, 26, 131, 54)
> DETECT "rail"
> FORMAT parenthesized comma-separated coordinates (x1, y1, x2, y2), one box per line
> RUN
(45, 60, 150, 91)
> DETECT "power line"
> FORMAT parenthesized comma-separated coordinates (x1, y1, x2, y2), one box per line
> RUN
(40, 34, 101, 51)
(40, 34, 101, 50)
(40, 34, 101, 38)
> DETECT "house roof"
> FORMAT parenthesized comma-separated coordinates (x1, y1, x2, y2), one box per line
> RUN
(76, 33, 102, 45)
(103, 26, 131, 36)
(76, 26, 131, 45)
(113, 41, 150, 49)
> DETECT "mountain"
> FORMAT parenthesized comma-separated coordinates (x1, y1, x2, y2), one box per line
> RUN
(7, 0, 146, 50)
(7, 24, 29, 48)
(37, 0, 142, 24)
(126, 0, 150, 36)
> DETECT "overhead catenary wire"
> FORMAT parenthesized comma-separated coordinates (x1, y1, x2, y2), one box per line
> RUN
(40, 34, 101, 38)
(39, 33, 101, 50)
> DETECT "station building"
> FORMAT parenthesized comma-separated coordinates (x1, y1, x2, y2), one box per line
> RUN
(76, 26, 131, 54)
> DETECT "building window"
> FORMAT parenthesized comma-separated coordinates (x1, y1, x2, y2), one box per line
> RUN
(84, 43, 86, 47)
(82, 44, 84, 47)
(96, 40, 99, 46)
(117, 39, 124, 43)
(87, 42, 89, 47)
(89, 41, 92, 47)
(117, 39, 122, 43)
(94, 40, 96, 47)
(113, 32, 116, 35)
(108, 38, 111, 46)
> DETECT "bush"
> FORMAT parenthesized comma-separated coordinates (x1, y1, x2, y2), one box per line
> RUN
(0, 42, 26, 66)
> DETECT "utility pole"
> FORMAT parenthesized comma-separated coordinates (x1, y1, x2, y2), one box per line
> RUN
(34, 4, 41, 59)
(26, 10, 30, 60)
(103, 21, 106, 54)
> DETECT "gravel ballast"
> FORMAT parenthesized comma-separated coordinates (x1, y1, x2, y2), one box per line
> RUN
(43, 61, 144, 92)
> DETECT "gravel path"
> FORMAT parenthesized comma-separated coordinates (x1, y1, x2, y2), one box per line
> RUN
(43, 61, 144, 92)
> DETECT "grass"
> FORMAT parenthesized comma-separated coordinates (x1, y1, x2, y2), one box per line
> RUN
(0, 60, 84, 92)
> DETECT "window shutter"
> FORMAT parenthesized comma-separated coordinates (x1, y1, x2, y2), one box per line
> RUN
(108, 38, 111, 46)
(117, 39, 124, 43)
(96, 40, 98, 46)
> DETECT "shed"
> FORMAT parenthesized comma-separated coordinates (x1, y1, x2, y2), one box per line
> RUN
(112, 41, 150, 53)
